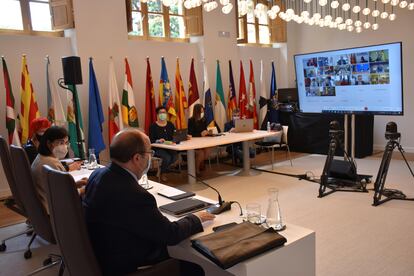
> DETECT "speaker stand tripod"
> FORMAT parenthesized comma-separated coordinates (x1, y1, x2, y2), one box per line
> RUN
(372, 139, 414, 206)
(318, 133, 371, 198)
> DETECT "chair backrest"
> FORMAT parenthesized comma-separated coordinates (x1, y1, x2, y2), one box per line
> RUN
(43, 165, 102, 276)
(9, 145, 55, 244)
(282, 126, 289, 144)
(0, 136, 26, 215)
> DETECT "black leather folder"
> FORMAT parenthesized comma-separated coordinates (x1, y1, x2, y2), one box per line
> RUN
(159, 198, 211, 217)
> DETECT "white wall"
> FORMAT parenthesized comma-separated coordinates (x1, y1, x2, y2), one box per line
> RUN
(0, 0, 284, 196)
(285, 9, 414, 152)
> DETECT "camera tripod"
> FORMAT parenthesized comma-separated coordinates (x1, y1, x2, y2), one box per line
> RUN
(372, 138, 414, 206)
(318, 131, 371, 198)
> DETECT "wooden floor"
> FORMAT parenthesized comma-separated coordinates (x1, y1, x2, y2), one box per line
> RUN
(1, 149, 413, 228)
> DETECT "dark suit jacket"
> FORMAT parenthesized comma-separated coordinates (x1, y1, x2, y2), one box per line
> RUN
(83, 162, 203, 275)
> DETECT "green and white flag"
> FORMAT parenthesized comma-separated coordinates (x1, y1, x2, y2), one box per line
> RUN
(214, 60, 226, 131)
(67, 84, 86, 159)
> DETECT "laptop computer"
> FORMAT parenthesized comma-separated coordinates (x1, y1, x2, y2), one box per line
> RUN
(172, 129, 188, 144)
(234, 119, 254, 133)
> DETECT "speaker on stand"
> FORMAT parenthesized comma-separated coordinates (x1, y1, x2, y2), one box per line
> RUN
(59, 56, 85, 159)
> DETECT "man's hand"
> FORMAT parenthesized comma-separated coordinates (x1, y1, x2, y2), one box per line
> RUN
(75, 177, 88, 188)
(194, 211, 215, 222)
(68, 161, 82, 171)
(157, 138, 165, 143)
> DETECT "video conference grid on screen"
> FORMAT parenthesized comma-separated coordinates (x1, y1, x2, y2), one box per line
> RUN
(294, 42, 403, 115)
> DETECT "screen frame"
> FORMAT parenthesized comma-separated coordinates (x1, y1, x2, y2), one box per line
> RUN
(293, 41, 404, 116)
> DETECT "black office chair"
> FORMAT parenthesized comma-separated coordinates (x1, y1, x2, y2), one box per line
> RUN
(43, 165, 181, 276)
(9, 145, 62, 275)
(0, 136, 33, 252)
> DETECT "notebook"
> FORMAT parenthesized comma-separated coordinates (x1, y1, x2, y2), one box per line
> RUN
(159, 198, 211, 217)
(234, 119, 254, 133)
(158, 187, 195, 201)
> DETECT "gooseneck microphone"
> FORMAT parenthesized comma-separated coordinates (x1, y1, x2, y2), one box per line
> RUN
(188, 174, 233, 215)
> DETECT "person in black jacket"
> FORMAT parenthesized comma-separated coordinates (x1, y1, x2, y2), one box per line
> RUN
(188, 104, 210, 174)
(149, 106, 178, 182)
(83, 128, 214, 276)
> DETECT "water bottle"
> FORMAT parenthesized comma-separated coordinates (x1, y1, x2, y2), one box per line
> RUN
(88, 148, 97, 170)
(266, 188, 284, 230)
(267, 121, 271, 132)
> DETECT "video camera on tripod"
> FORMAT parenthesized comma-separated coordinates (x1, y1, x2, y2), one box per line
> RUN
(373, 122, 414, 206)
(318, 120, 371, 198)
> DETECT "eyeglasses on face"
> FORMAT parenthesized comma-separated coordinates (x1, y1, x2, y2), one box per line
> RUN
(138, 150, 155, 157)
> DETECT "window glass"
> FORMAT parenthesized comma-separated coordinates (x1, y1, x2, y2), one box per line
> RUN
(0, 0, 24, 30)
(148, 14, 164, 37)
(238, 18, 245, 40)
(131, 11, 144, 36)
(170, 15, 185, 38)
(247, 10, 255, 23)
(169, 3, 183, 15)
(247, 24, 256, 43)
(258, 25, 270, 44)
(148, 0, 162, 13)
(30, 1, 52, 31)
(258, 14, 268, 25)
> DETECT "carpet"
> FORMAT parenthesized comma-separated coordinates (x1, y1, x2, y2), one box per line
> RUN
(1, 154, 413, 276)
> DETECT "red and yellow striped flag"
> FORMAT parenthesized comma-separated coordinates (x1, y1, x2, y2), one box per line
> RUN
(174, 58, 188, 129)
(20, 55, 40, 144)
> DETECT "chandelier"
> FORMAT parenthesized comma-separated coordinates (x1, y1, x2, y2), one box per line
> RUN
(238, 0, 414, 33)
(149, 0, 413, 33)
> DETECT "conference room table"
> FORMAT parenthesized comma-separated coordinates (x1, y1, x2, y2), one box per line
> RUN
(151, 130, 281, 184)
(71, 169, 316, 276)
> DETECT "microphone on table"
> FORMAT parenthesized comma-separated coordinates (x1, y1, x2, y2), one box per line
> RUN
(188, 174, 242, 216)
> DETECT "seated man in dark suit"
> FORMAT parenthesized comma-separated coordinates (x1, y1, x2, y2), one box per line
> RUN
(83, 128, 215, 276)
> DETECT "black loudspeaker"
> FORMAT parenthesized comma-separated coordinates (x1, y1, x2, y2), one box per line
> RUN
(328, 160, 357, 180)
(62, 56, 82, 85)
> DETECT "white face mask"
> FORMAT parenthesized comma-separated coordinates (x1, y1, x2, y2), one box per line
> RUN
(53, 145, 68, 159)
(200, 112, 205, 119)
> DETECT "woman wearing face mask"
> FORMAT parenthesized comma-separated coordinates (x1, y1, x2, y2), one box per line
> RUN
(23, 117, 51, 164)
(31, 126, 87, 212)
(188, 103, 212, 174)
(149, 106, 178, 182)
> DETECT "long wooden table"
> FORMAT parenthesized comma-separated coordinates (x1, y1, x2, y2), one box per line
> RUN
(151, 130, 280, 184)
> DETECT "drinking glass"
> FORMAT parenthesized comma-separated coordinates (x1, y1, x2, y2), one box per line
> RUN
(88, 148, 98, 170)
(246, 203, 262, 224)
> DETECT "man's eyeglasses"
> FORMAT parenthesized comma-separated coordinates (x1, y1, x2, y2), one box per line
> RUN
(139, 150, 155, 157)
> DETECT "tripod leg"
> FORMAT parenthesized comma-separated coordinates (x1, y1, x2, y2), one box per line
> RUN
(373, 141, 395, 205)
(397, 144, 414, 178)
(319, 138, 337, 197)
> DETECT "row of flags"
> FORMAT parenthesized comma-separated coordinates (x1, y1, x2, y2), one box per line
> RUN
(2, 55, 280, 159)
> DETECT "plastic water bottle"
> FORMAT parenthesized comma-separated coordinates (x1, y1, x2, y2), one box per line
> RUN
(267, 121, 271, 132)
(88, 148, 97, 170)
(266, 188, 284, 230)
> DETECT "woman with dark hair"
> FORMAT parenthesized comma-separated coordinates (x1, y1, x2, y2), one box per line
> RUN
(188, 103, 211, 174)
(31, 126, 87, 212)
(149, 106, 178, 182)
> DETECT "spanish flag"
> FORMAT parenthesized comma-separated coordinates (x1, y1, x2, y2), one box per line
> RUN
(20, 55, 40, 144)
